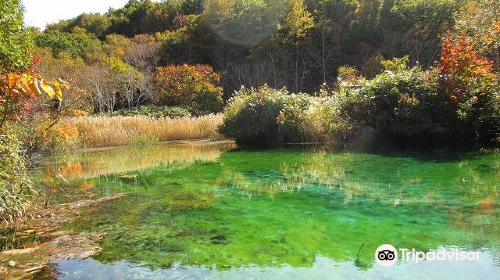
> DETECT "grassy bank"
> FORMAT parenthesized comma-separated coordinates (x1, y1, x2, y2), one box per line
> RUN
(50, 114, 224, 149)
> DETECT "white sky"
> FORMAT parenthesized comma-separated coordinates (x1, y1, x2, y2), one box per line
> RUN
(23, 0, 156, 29)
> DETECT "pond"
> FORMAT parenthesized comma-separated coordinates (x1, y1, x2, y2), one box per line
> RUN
(33, 141, 500, 280)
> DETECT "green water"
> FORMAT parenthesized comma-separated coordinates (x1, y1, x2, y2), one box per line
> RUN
(33, 141, 500, 279)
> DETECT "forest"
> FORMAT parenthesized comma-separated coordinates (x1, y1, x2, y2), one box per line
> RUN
(33, 0, 489, 100)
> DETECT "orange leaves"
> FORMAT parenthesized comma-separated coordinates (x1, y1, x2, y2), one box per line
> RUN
(154, 64, 222, 108)
(2, 73, 42, 100)
(439, 34, 493, 78)
(155, 64, 220, 88)
(65, 109, 88, 117)
(51, 123, 79, 140)
(0, 70, 70, 130)
(0, 72, 67, 103)
(438, 32, 495, 103)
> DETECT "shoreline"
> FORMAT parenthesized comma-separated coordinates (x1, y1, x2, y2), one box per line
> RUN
(44, 138, 236, 155)
(0, 194, 127, 279)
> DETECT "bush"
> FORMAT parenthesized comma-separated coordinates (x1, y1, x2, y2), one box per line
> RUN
(333, 68, 442, 142)
(218, 86, 327, 144)
(220, 64, 499, 148)
(439, 35, 500, 146)
(154, 64, 224, 115)
(329, 63, 499, 148)
(329, 66, 486, 148)
(0, 130, 35, 227)
(97, 105, 191, 119)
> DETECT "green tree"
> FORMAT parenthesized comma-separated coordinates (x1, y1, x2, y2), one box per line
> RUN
(0, 0, 33, 72)
(282, 0, 315, 92)
(203, 0, 288, 46)
(35, 30, 102, 60)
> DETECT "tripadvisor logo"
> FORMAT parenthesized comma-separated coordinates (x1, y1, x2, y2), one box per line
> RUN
(375, 244, 398, 266)
(375, 244, 482, 266)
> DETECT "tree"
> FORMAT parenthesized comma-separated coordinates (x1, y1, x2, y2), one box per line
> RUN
(307, 17, 339, 84)
(35, 30, 102, 60)
(439, 34, 495, 103)
(154, 64, 224, 114)
(107, 56, 148, 109)
(124, 34, 161, 73)
(0, 0, 71, 228)
(282, 0, 314, 92)
(0, 0, 33, 72)
(453, 0, 500, 69)
(439, 33, 499, 144)
(203, 0, 288, 46)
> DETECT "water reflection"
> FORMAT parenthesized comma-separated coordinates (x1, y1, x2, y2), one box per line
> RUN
(34, 145, 500, 279)
(50, 253, 500, 280)
(34, 140, 234, 203)
(39, 140, 234, 181)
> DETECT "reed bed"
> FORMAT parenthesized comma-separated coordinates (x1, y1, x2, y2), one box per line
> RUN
(56, 114, 224, 148)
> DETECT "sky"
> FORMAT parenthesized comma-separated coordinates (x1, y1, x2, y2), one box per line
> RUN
(22, 0, 143, 29)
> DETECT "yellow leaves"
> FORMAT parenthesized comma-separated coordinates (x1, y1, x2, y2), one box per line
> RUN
(1, 72, 68, 103)
(495, 21, 500, 33)
(51, 122, 79, 140)
(40, 80, 56, 100)
(29, 78, 42, 96)
(51, 79, 69, 102)
(154, 64, 223, 107)
(284, 0, 314, 42)
(40, 79, 68, 102)
(2, 73, 40, 99)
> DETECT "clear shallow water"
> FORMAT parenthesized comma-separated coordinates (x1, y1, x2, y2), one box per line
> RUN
(33, 142, 500, 279)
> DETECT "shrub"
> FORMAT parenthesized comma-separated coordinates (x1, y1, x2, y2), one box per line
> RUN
(218, 86, 327, 144)
(0, 130, 35, 227)
(219, 71, 447, 147)
(342, 68, 439, 133)
(331, 60, 499, 147)
(331, 67, 454, 146)
(220, 61, 498, 148)
(439, 34, 499, 146)
(154, 64, 224, 115)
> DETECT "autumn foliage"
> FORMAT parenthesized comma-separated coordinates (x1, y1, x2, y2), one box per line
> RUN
(154, 64, 224, 115)
(438, 33, 495, 103)
(437, 31, 499, 145)
(0, 70, 67, 129)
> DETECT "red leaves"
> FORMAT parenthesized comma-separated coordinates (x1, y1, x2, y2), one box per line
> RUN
(439, 33, 493, 77)
(438, 32, 495, 103)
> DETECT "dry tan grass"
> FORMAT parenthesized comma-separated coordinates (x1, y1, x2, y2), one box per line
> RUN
(56, 114, 224, 148)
